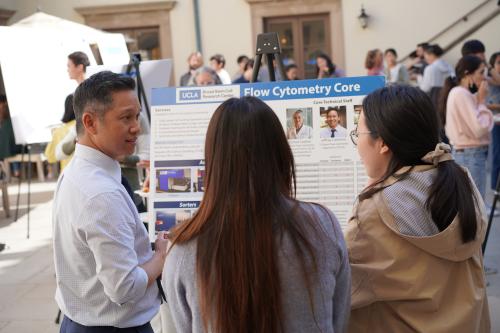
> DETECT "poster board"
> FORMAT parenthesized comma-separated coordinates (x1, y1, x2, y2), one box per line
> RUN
(0, 27, 93, 144)
(0, 25, 129, 144)
(148, 76, 385, 240)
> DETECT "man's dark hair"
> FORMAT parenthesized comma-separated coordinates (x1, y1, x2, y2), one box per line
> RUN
(237, 55, 249, 64)
(326, 107, 339, 116)
(461, 39, 485, 56)
(417, 42, 429, 49)
(285, 64, 298, 71)
(423, 44, 444, 57)
(68, 51, 90, 72)
(384, 48, 397, 57)
(210, 54, 226, 67)
(73, 71, 135, 134)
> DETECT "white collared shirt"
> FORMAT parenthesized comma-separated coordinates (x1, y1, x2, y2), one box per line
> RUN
(320, 125, 347, 138)
(52, 144, 160, 328)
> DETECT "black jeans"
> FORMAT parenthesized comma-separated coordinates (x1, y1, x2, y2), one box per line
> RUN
(60, 316, 153, 333)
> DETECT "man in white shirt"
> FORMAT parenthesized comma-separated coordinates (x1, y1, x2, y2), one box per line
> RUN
(210, 54, 232, 84)
(320, 108, 347, 138)
(287, 110, 313, 139)
(53, 71, 168, 333)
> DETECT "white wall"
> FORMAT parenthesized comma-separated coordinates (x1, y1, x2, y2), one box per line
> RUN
(446, 14, 500, 67)
(169, 0, 197, 86)
(1, 0, 497, 81)
(340, 0, 491, 75)
(196, 0, 253, 81)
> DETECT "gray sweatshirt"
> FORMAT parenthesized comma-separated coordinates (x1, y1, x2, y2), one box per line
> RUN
(162, 202, 351, 333)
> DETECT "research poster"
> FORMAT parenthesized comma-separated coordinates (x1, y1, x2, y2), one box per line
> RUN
(148, 76, 385, 240)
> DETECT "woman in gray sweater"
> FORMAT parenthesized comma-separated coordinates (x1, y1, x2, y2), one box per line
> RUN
(162, 96, 350, 333)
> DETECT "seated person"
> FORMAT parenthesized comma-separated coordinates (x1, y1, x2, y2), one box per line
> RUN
(320, 108, 347, 138)
(287, 110, 312, 139)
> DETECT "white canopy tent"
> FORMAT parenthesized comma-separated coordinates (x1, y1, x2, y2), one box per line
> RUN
(12, 12, 105, 44)
(0, 12, 130, 144)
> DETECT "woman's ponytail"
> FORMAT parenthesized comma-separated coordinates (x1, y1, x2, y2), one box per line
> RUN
(426, 160, 478, 242)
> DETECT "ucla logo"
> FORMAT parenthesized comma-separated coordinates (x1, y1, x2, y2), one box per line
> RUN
(179, 89, 201, 100)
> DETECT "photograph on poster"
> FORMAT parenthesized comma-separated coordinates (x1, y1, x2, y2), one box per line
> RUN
(193, 168, 205, 192)
(286, 107, 313, 140)
(354, 105, 363, 125)
(319, 106, 347, 139)
(155, 210, 191, 232)
(156, 168, 191, 193)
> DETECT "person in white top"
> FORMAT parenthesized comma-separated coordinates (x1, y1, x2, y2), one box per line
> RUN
(53, 71, 168, 332)
(320, 108, 347, 138)
(418, 44, 454, 93)
(67, 51, 88, 85)
(384, 48, 410, 85)
(210, 54, 232, 84)
(287, 110, 313, 139)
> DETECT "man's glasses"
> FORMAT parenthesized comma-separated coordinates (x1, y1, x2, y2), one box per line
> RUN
(350, 127, 373, 145)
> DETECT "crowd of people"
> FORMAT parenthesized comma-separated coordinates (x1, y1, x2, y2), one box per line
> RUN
(50, 70, 493, 333)
(0, 35, 498, 333)
(178, 50, 348, 86)
(178, 39, 500, 210)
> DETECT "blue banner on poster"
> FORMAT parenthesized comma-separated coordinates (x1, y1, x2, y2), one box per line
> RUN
(151, 76, 385, 106)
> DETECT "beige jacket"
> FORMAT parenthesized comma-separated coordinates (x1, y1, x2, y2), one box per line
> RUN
(345, 165, 490, 333)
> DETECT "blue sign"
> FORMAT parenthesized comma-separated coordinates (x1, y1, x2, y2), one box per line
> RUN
(152, 76, 385, 106)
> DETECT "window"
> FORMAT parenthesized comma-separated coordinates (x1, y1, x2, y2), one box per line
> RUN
(265, 14, 331, 79)
(106, 27, 160, 61)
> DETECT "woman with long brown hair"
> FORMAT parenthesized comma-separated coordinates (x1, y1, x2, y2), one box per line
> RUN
(162, 96, 350, 333)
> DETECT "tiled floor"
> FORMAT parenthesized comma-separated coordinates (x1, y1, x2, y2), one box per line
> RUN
(1, 180, 500, 332)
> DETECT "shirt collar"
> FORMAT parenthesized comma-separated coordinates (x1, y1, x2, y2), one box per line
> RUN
(74, 143, 121, 183)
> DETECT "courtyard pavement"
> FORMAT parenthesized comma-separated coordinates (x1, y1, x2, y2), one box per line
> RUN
(0, 180, 499, 332)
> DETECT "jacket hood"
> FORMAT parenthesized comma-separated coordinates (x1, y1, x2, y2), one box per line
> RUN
(374, 165, 486, 262)
(432, 58, 454, 76)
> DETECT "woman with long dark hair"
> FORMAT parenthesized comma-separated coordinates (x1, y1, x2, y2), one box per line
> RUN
(346, 85, 489, 332)
(316, 53, 344, 78)
(163, 96, 350, 333)
(439, 55, 493, 200)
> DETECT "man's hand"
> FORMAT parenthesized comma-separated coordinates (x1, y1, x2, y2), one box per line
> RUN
(154, 231, 169, 259)
(140, 231, 169, 286)
(137, 160, 150, 168)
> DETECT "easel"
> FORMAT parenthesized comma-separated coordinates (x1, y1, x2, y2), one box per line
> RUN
(126, 54, 151, 124)
(251, 32, 287, 83)
(483, 170, 500, 254)
(13, 144, 33, 239)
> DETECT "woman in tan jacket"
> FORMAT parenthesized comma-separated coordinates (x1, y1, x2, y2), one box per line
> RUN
(346, 85, 490, 332)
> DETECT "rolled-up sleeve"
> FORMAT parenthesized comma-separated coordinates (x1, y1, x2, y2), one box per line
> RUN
(79, 192, 149, 305)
